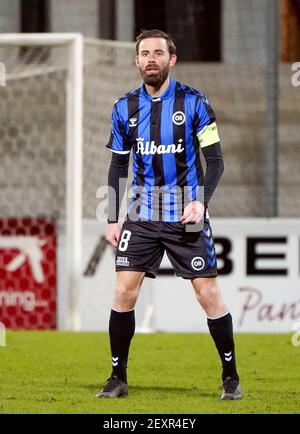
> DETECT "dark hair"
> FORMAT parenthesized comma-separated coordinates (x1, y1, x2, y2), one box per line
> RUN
(136, 29, 176, 56)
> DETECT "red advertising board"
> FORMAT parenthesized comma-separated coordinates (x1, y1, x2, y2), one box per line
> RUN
(0, 218, 57, 329)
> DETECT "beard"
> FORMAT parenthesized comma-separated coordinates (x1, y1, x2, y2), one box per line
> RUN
(140, 64, 169, 88)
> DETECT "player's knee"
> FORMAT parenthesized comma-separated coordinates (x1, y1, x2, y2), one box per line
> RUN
(194, 280, 219, 309)
(197, 292, 215, 311)
(115, 284, 139, 305)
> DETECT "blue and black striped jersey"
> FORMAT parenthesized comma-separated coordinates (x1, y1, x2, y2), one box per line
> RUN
(106, 77, 220, 221)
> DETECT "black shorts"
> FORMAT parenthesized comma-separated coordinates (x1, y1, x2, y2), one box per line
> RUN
(115, 217, 218, 279)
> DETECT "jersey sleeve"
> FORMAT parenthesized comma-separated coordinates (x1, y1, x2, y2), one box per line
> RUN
(194, 95, 220, 149)
(106, 102, 131, 154)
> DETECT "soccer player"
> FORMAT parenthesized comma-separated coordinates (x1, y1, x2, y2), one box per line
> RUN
(97, 29, 242, 400)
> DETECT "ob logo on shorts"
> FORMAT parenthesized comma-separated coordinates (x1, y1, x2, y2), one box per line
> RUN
(191, 256, 205, 271)
(172, 111, 185, 125)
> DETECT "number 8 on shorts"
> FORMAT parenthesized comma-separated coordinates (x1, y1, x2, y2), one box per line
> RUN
(118, 230, 132, 252)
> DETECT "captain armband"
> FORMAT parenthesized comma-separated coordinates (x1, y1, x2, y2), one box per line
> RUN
(197, 122, 220, 148)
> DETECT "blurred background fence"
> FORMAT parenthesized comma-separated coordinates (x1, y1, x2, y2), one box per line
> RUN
(0, 0, 299, 220)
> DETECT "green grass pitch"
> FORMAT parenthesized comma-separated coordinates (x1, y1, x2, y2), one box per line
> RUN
(0, 331, 299, 414)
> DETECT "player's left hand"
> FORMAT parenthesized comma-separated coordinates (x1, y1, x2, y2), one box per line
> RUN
(181, 200, 205, 225)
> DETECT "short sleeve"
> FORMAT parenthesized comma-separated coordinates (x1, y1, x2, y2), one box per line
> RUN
(106, 103, 131, 154)
(194, 95, 220, 148)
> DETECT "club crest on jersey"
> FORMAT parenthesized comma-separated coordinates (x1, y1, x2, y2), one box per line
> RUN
(191, 256, 205, 271)
(129, 117, 137, 128)
(136, 138, 184, 155)
(172, 111, 185, 125)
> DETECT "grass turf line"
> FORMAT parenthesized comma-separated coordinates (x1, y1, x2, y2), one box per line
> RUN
(0, 331, 299, 414)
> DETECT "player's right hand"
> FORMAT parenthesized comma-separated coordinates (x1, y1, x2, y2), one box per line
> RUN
(106, 223, 121, 247)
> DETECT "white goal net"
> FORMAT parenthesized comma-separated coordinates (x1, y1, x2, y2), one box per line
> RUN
(0, 34, 154, 331)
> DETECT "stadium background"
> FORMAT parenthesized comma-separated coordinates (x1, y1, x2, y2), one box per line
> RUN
(0, 0, 300, 414)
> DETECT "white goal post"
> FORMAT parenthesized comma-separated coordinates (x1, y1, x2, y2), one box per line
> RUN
(0, 33, 151, 332)
(0, 33, 83, 331)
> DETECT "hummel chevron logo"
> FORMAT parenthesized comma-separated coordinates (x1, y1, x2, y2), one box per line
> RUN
(112, 357, 119, 367)
(207, 248, 215, 258)
(203, 227, 211, 237)
(208, 257, 216, 268)
(205, 237, 214, 248)
(224, 351, 232, 362)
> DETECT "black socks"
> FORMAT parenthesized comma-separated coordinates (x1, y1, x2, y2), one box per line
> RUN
(109, 309, 135, 383)
(109, 309, 239, 384)
(207, 312, 239, 382)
